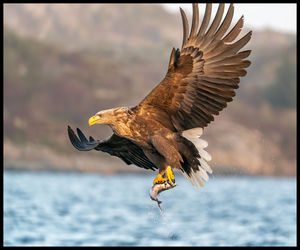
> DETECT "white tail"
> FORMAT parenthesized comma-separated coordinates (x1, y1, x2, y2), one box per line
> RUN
(181, 127, 212, 187)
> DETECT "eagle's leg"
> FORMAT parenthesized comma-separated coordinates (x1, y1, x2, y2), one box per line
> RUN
(153, 173, 166, 185)
(153, 166, 175, 186)
(165, 166, 175, 185)
(149, 135, 178, 186)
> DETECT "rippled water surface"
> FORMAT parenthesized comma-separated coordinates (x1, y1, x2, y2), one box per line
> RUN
(4, 171, 296, 246)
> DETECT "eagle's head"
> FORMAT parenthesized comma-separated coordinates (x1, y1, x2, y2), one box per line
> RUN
(88, 107, 128, 126)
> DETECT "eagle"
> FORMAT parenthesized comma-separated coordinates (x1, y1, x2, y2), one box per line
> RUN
(68, 3, 251, 192)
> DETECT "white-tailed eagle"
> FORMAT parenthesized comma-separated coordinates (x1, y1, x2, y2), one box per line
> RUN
(68, 3, 251, 204)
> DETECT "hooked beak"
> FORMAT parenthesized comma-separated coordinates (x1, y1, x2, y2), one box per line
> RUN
(88, 115, 101, 126)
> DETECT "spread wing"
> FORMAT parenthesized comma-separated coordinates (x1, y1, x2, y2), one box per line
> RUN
(67, 126, 157, 171)
(136, 3, 252, 131)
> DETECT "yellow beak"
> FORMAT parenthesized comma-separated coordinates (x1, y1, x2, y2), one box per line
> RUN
(88, 115, 100, 126)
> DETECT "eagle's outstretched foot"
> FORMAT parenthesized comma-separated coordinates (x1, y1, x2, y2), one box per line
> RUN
(153, 173, 167, 185)
(153, 166, 175, 186)
(165, 166, 175, 186)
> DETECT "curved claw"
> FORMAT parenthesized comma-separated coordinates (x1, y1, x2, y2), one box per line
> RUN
(165, 166, 175, 186)
(153, 173, 167, 185)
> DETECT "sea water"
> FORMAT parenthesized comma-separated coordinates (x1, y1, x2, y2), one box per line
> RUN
(4, 171, 296, 246)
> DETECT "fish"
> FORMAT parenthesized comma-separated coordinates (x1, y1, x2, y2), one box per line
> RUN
(149, 181, 177, 211)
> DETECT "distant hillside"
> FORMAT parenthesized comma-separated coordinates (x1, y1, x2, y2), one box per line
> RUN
(4, 27, 168, 150)
(4, 4, 295, 50)
(4, 4, 296, 176)
(4, 3, 296, 91)
(4, 4, 180, 51)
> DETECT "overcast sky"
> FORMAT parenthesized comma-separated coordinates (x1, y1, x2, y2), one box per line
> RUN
(162, 4, 296, 34)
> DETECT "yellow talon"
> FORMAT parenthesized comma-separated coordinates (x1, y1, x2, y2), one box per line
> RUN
(166, 166, 175, 185)
(153, 173, 166, 185)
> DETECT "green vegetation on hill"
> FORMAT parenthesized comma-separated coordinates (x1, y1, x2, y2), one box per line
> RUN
(262, 49, 296, 109)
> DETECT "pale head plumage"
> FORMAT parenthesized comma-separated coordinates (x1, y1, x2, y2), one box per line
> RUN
(89, 107, 129, 126)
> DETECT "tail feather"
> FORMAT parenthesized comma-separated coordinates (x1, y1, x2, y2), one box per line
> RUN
(180, 127, 212, 188)
(198, 149, 212, 161)
(199, 158, 212, 174)
(182, 171, 204, 187)
(199, 168, 209, 181)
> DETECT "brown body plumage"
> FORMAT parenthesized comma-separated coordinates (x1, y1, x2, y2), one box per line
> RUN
(68, 3, 252, 187)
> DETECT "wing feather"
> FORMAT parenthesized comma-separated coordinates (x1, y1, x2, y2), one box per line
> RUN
(223, 16, 244, 43)
(180, 7, 189, 47)
(137, 3, 252, 131)
(197, 3, 212, 37)
(214, 4, 234, 40)
(189, 3, 199, 39)
(67, 126, 157, 171)
(203, 3, 225, 39)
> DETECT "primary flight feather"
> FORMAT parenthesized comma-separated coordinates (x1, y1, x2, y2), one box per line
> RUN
(68, 3, 251, 196)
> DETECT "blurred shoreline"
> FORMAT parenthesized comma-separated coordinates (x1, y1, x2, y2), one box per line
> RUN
(3, 168, 297, 178)
(4, 139, 296, 177)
